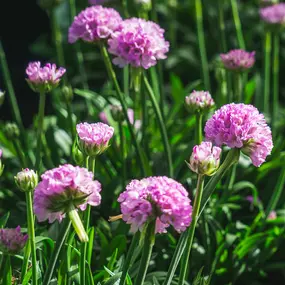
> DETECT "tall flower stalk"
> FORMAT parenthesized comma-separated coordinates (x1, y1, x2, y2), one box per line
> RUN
(263, 31, 272, 114)
(272, 32, 279, 136)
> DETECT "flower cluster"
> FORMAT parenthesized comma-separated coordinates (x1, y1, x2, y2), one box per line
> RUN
(76, 122, 114, 156)
(108, 18, 169, 69)
(15, 168, 38, 192)
(0, 226, 28, 255)
(220, 49, 255, 72)
(185, 90, 215, 113)
(260, 3, 285, 25)
(34, 164, 101, 223)
(188, 142, 221, 176)
(205, 103, 273, 167)
(68, 6, 122, 44)
(26, 62, 66, 93)
(118, 176, 192, 233)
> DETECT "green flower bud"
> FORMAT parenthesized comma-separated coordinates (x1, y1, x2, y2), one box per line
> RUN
(15, 169, 38, 192)
(4, 122, 20, 139)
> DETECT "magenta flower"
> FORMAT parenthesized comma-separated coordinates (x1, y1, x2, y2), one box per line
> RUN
(205, 103, 273, 167)
(185, 90, 215, 113)
(26, 62, 66, 93)
(220, 49, 255, 72)
(118, 176, 192, 233)
(76, 122, 114, 156)
(188, 142, 221, 176)
(34, 164, 101, 223)
(0, 226, 28, 255)
(108, 18, 169, 69)
(260, 3, 285, 24)
(68, 6, 122, 44)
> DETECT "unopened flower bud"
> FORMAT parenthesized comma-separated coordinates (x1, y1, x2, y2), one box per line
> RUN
(72, 141, 84, 165)
(76, 122, 114, 157)
(0, 226, 28, 255)
(15, 168, 38, 192)
(0, 90, 5, 106)
(4, 122, 20, 139)
(187, 142, 221, 176)
(185, 90, 215, 114)
(61, 85, 73, 103)
(110, 105, 124, 122)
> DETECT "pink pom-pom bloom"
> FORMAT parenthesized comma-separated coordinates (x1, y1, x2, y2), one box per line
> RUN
(26, 62, 66, 93)
(108, 18, 169, 69)
(205, 103, 273, 167)
(68, 6, 122, 44)
(188, 142, 221, 176)
(76, 122, 114, 156)
(118, 176, 192, 234)
(185, 90, 215, 113)
(220, 49, 255, 72)
(260, 3, 285, 24)
(0, 226, 28, 255)
(34, 164, 101, 223)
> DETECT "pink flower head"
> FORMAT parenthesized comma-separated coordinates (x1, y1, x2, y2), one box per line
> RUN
(0, 226, 28, 255)
(267, 210, 277, 220)
(185, 90, 215, 113)
(68, 6, 122, 44)
(34, 164, 101, 223)
(26, 62, 66, 93)
(108, 18, 170, 69)
(188, 142, 221, 176)
(220, 49, 255, 72)
(118, 176, 192, 233)
(76, 122, 114, 156)
(0, 149, 2, 159)
(205, 103, 273, 167)
(260, 3, 285, 24)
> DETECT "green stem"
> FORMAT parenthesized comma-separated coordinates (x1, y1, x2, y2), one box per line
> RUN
(134, 220, 156, 285)
(195, 0, 211, 91)
(143, 76, 173, 177)
(218, 0, 227, 53)
(178, 175, 205, 285)
(263, 31, 272, 114)
(35, 92, 46, 171)
(13, 139, 27, 168)
(26, 191, 38, 285)
(119, 232, 140, 285)
(0, 254, 6, 283)
(43, 218, 71, 285)
(0, 41, 24, 135)
(195, 113, 203, 145)
(119, 122, 126, 190)
(123, 66, 130, 98)
(233, 72, 242, 102)
(122, 0, 129, 17)
(66, 101, 75, 141)
(21, 238, 31, 282)
(230, 0, 245, 49)
(272, 32, 279, 136)
(228, 164, 237, 191)
(163, 149, 240, 285)
(151, 0, 158, 22)
(99, 43, 148, 176)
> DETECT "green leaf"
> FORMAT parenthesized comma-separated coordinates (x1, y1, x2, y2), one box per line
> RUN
(0, 212, 9, 228)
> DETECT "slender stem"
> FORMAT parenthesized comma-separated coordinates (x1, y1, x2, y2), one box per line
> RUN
(122, 0, 129, 17)
(119, 232, 140, 285)
(99, 43, 148, 176)
(13, 139, 27, 168)
(119, 122, 126, 190)
(218, 0, 227, 53)
(43, 218, 71, 285)
(69, 206, 89, 242)
(21, 238, 31, 282)
(66, 101, 75, 141)
(233, 72, 242, 102)
(263, 31, 272, 114)
(26, 191, 38, 285)
(151, 0, 158, 22)
(228, 164, 237, 191)
(35, 92, 46, 171)
(195, 113, 203, 145)
(143, 75, 173, 177)
(163, 149, 240, 285)
(134, 220, 156, 285)
(195, 0, 211, 91)
(123, 66, 129, 98)
(178, 175, 205, 285)
(230, 0, 245, 49)
(272, 32, 279, 136)
(0, 254, 6, 283)
(0, 41, 24, 134)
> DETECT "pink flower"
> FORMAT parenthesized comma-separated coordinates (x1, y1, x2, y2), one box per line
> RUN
(220, 49, 255, 71)
(188, 142, 221, 176)
(108, 18, 169, 69)
(0, 226, 28, 255)
(185, 90, 215, 113)
(260, 3, 285, 24)
(76, 122, 114, 156)
(0, 149, 2, 159)
(34, 164, 101, 223)
(205, 103, 273, 167)
(118, 176, 192, 233)
(267, 210, 277, 220)
(68, 6, 122, 44)
(26, 62, 66, 93)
